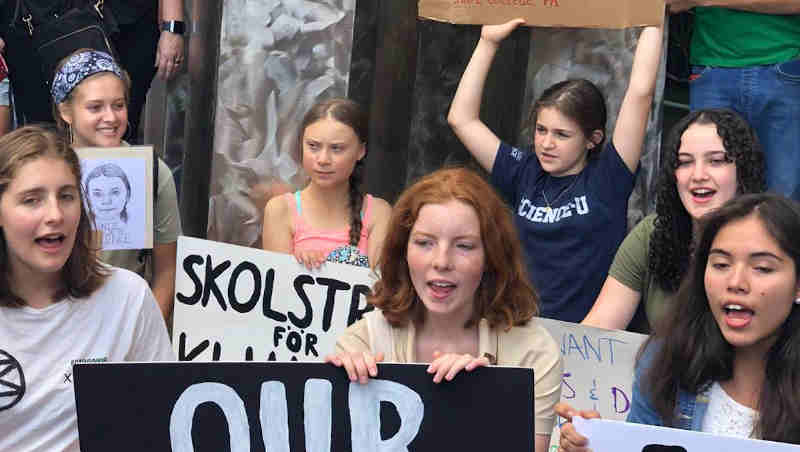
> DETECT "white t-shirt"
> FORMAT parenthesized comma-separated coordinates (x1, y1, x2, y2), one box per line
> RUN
(0, 267, 174, 452)
(701, 381, 758, 438)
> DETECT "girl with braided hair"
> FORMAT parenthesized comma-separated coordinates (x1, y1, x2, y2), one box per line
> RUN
(262, 98, 391, 269)
(582, 108, 765, 332)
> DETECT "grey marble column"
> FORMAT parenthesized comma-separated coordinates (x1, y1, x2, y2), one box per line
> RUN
(206, 0, 356, 247)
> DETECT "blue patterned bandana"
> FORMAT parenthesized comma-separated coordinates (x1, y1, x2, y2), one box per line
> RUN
(51, 50, 124, 104)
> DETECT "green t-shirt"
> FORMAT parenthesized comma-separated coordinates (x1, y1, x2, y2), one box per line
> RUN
(608, 214, 675, 331)
(691, 7, 800, 67)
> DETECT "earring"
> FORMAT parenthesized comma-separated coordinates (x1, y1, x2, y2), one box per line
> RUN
(66, 123, 73, 144)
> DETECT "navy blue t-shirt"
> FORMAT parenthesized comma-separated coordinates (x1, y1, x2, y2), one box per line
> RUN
(491, 141, 636, 322)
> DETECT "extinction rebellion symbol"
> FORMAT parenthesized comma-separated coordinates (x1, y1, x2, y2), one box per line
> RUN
(0, 350, 25, 411)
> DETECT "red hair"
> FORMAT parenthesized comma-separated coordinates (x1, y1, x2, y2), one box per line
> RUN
(371, 167, 538, 330)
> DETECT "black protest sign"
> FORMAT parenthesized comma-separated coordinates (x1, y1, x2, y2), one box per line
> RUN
(74, 362, 534, 451)
(173, 237, 375, 362)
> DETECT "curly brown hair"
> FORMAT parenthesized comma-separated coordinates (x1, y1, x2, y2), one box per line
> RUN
(649, 108, 765, 292)
(371, 167, 538, 331)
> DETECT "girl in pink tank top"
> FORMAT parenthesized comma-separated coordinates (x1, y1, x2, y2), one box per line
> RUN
(262, 98, 391, 269)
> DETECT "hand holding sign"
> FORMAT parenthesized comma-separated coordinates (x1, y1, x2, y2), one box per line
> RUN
(555, 403, 601, 452)
(325, 351, 384, 384)
(481, 17, 526, 46)
(295, 248, 328, 270)
(427, 351, 490, 383)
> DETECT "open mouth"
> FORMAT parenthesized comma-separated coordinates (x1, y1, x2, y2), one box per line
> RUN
(723, 303, 754, 327)
(35, 234, 66, 246)
(690, 188, 716, 200)
(428, 280, 456, 299)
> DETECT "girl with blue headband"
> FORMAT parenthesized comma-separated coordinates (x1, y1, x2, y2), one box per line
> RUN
(51, 49, 182, 323)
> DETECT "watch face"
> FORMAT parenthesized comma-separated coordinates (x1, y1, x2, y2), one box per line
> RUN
(163, 21, 185, 35)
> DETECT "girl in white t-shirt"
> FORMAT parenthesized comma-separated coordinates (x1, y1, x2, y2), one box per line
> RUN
(0, 125, 173, 452)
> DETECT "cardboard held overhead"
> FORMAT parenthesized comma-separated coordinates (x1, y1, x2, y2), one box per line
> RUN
(418, 0, 665, 29)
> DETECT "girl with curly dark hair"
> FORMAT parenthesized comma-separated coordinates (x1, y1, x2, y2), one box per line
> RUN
(327, 167, 562, 452)
(582, 108, 765, 332)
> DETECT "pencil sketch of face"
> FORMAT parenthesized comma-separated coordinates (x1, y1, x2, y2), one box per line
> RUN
(84, 163, 132, 223)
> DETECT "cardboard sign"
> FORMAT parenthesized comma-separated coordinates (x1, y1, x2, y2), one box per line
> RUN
(75, 146, 154, 250)
(173, 237, 377, 362)
(418, 0, 665, 29)
(538, 318, 648, 450)
(74, 362, 534, 451)
(574, 417, 800, 451)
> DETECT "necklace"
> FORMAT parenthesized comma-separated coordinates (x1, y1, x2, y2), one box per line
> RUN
(541, 175, 579, 213)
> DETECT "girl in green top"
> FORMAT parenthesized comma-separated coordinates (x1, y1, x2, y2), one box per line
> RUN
(582, 108, 765, 331)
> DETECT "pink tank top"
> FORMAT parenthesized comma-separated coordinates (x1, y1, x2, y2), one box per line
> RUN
(290, 191, 372, 267)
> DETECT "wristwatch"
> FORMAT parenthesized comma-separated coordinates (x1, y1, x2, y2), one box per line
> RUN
(161, 20, 186, 35)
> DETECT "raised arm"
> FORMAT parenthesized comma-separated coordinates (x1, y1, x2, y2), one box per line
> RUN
(447, 19, 525, 172)
(666, 0, 800, 14)
(582, 276, 644, 330)
(612, 24, 664, 173)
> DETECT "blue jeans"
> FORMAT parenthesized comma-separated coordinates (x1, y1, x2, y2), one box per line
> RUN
(690, 59, 800, 200)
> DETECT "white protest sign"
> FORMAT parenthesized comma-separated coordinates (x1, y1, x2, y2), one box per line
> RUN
(173, 236, 377, 362)
(538, 318, 648, 451)
(75, 146, 154, 250)
(574, 417, 800, 452)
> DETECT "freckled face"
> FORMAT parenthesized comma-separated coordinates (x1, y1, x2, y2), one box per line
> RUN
(705, 214, 800, 355)
(407, 200, 486, 324)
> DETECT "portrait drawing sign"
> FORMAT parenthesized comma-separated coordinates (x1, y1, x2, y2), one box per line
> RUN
(75, 146, 154, 250)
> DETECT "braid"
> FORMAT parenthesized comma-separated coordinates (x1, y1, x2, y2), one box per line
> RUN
(299, 98, 370, 247)
(348, 160, 365, 246)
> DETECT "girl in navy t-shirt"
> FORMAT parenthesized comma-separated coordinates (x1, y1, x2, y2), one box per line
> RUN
(448, 19, 663, 322)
